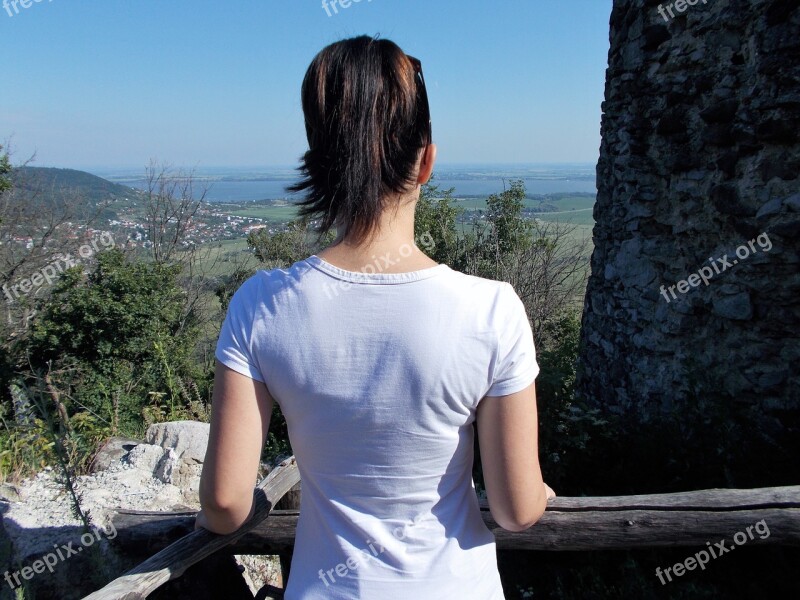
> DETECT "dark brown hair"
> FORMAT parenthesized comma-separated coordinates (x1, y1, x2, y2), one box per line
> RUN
(287, 35, 431, 246)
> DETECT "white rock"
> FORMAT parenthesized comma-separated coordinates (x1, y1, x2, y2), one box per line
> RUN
(154, 447, 181, 485)
(145, 421, 210, 463)
(125, 443, 168, 473)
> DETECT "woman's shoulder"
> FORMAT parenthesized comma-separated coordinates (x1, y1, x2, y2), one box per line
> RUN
(443, 269, 515, 300)
(239, 258, 316, 290)
(227, 260, 313, 311)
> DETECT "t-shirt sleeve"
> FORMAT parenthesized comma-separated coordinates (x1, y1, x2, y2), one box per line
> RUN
(486, 283, 539, 397)
(215, 276, 266, 383)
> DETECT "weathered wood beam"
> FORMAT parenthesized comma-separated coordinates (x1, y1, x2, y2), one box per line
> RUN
(490, 507, 800, 550)
(107, 485, 800, 556)
(84, 457, 800, 600)
(533, 486, 800, 511)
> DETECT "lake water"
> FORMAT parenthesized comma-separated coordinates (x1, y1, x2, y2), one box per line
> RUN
(102, 164, 598, 203)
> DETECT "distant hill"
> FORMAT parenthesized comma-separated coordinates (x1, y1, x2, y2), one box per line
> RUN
(10, 167, 140, 219)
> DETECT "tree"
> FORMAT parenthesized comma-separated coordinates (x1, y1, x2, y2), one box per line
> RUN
(415, 180, 463, 266)
(0, 145, 11, 196)
(485, 179, 533, 256)
(246, 218, 325, 268)
(0, 144, 110, 414)
(455, 180, 590, 341)
(498, 219, 591, 345)
(457, 179, 535, 278)
(140, 162, 238, 369)
(0, 146, 80, 298)
(25, 249, 203, 434)
(142, 162, 208, 265)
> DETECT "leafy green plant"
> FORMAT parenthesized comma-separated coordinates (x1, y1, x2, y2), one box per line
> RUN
(24, 249, 203, 435)
(0, 418, 55, 478)
(415, 180, 463, 265)
(246, 218, 335, 269)
(0, 144, 11, 195)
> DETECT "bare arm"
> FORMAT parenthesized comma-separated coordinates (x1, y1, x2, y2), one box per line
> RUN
(197, 361, 274, 534)
(476, 381, 553, 532)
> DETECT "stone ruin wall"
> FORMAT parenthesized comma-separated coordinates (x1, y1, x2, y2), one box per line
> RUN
(576, 0, 800, 424)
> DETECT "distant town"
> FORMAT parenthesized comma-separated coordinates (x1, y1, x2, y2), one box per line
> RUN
(5, 166, 596, 256)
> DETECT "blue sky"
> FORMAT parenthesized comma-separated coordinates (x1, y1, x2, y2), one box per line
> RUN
(1, 0, 612, 169)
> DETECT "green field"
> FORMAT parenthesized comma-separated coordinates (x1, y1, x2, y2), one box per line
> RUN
(226, 202, 301, 221)
(183, 238, 256, 278)
(450, 194, 596, 233)
(213, 194, 596, 263)
(221, 195, 595, 227)
(527, 196, 594, 211)
(535, 208, 595, 228)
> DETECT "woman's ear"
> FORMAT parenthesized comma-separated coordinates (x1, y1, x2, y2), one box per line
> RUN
(416, 143, 437, 185)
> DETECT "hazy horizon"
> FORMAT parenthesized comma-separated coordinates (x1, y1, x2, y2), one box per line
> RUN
(91, 163, 599, 203)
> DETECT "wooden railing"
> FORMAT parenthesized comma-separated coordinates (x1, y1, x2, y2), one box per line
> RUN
(83, 457, 800, 599)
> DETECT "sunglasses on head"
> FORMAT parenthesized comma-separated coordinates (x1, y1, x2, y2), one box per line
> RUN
(407, 55, 432, 146)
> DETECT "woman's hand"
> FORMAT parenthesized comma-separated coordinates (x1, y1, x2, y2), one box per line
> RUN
(544, 483, 556, 501)
(194, 509, 211, 531)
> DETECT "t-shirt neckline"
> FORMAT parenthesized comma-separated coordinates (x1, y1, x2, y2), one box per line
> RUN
(305, 254, 450, 284)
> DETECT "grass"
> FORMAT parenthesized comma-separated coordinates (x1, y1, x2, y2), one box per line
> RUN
(528, 195, 595, 211)
(225, 202, 301, 222)
(178, 238, 254, 278)
(536, 210, 595, 228)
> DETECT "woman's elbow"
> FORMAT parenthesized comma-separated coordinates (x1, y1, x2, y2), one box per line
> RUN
(495, 508, 546, 532)
(493, 491, 548, 532)
(198, 502, 252, 534)
(207, 516, 245, 535)
(201, 491, 237, 513)
(199, 491, 253, 533)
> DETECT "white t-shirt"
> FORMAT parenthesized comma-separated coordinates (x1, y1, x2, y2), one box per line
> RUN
(215, 254, 539, 600)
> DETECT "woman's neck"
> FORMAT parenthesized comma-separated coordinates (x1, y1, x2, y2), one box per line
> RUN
(316, 195, 438, 273)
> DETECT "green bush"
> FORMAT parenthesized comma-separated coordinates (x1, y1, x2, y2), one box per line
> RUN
(414, 180, 463, 266)
(23, 249, 206, 437)
(535, 310, 613, 493)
